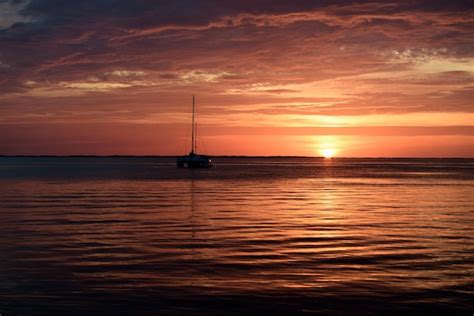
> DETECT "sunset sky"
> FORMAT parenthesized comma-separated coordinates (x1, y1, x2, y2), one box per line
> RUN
(0, 0, 473, 157)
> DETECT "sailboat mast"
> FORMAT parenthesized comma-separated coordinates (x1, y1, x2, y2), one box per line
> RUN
(191, 94, 195, 154)
(195, 122, 198, 154)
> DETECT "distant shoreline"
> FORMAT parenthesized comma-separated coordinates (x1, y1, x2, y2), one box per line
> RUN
(0, 155, 472, 159)
(0, 155, 317, 158)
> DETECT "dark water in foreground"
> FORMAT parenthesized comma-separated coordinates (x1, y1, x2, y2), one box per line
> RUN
(0, 157, 473, 315)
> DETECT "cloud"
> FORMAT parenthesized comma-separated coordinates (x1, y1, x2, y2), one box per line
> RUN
(0, 0, 31, 29)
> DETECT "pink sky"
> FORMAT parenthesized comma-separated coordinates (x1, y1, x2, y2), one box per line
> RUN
(0, 1, 472, 156)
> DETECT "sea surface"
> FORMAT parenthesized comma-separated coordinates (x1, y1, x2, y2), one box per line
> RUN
(0, 157, 473, 315)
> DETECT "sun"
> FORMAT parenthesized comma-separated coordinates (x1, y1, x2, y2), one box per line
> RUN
(314, 136, 340, 158)
(321, 148, 335, 159)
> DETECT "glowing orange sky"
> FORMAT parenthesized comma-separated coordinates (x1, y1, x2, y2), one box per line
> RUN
(0, 1, 473, 157)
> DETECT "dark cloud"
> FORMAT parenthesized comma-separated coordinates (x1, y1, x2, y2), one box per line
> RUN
(1, 0, 472, 87)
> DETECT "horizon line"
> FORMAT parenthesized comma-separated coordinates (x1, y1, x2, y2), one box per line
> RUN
(0, 155, 472, 159)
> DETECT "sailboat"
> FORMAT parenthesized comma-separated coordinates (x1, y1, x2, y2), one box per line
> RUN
(177, 95, 212, 168)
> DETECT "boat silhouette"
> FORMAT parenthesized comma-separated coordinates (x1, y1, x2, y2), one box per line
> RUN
(177, 95, 212, 168)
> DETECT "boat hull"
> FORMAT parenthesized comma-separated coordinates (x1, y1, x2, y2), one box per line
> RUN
(177, 155, 212, 168)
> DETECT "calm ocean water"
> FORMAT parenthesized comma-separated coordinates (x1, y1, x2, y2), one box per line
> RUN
(0, 157, 473, 315)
